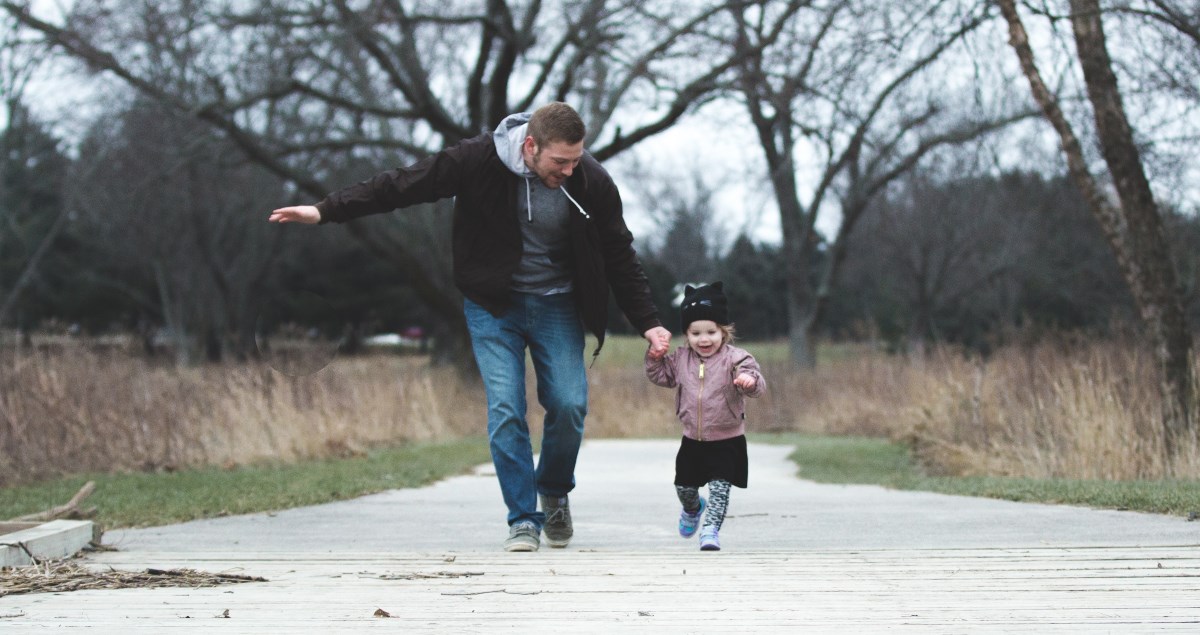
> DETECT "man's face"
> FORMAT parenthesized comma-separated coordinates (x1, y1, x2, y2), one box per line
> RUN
(523, 137, 583, 188)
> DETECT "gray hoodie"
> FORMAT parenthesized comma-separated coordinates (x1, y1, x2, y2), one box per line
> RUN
(494, 112, 588, 295)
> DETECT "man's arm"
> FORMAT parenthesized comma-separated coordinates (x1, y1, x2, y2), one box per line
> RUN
(285, 134, 483, 225)
(586, 159, 665, 337)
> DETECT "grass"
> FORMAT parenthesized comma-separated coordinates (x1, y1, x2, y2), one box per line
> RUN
(6, 431, 1194, 532)
(758, 433, 1200, 517)
(755, 433, 918, 484)
(0, 437, 491, 528)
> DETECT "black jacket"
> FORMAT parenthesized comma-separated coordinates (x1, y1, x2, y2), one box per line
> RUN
(314, 132, 662, 354)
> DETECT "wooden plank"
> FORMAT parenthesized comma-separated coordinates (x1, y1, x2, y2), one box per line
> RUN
(0, 519, 97, 567)
(3, 546, 1199, 631)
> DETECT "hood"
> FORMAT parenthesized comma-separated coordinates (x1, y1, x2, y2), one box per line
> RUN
(493, 110, 588, 219)
(493, 112, 535, 178)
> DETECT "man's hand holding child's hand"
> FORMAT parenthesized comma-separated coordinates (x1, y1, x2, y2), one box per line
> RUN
(644, 326, 671, 360)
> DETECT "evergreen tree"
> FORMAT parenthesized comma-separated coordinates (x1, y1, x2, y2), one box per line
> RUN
(0, 101, 71, 330)
(716, 235, 788, 340)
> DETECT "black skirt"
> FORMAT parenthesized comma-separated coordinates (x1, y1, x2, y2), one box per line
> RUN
(674, 434, 748, 488)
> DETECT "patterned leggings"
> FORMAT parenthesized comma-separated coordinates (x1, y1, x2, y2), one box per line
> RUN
(676, 480, 732, 530)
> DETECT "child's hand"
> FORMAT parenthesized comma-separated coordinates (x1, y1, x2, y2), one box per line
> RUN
(734, 373, 756, 390)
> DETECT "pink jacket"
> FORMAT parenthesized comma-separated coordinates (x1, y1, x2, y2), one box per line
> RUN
(645, 343, 766, 441)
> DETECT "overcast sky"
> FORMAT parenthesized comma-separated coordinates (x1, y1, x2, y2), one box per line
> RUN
(10, 0, 1198, 256)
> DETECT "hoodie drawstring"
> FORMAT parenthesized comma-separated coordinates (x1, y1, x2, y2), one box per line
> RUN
(561, 186, 590, 219)
(525, 177, 532, 222)
(525, 178, 591, 222)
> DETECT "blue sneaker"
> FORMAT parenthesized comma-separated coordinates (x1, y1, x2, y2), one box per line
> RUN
(678, 497, 706, 537)
(699, 527, 720, 551)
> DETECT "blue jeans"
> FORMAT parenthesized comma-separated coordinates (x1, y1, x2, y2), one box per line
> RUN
(464, 293, 588, 528)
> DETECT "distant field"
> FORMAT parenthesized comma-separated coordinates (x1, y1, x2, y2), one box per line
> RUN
(1, 332, 1196, 497)
(591, 334, 868, 367)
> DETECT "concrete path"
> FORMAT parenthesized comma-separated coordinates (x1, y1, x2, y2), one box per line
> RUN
(4, 439, 1199, 632)
(100, 439, 1198, 553)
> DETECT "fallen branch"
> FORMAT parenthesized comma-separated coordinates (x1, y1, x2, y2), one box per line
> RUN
(9, 482, 96, 522)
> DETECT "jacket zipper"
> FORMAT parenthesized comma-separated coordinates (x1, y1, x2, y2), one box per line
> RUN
(697, 360, 706, 441)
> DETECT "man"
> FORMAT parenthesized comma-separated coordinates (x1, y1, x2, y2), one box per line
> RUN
(270, 102, 672, 552)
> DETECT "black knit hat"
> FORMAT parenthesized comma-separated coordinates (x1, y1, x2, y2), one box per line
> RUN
(680, 282, 729, 331)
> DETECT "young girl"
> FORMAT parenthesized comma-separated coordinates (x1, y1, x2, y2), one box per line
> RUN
(645, 282, 765, 551)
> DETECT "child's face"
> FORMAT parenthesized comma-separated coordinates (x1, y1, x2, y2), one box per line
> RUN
(686, 320, 725, 358)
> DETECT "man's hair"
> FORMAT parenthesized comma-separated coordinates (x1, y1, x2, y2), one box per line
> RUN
(527, 102, 586, 147)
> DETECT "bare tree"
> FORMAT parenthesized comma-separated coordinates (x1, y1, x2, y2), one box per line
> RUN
(0, 0, 744, 366)
(859, 167, 1030, 355)
(1106, 1, 1200, 210)
(728, 0, 1026, 367)
(632, 170, 726, 285)
(998, 0, 1195, 459)
(1112, 0, 1200, 58)
(72, 98, 286, 365)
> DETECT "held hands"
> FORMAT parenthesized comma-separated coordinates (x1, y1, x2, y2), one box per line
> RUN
(643, 326, 671, 360)
(734, 373, 756, 390)
(268, 205, 321, 224)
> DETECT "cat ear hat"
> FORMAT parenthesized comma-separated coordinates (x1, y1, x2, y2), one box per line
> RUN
(680, 281, 729, 331)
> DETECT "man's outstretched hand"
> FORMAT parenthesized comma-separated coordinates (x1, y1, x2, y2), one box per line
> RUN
(643, 326, 671, 360)
(269, 205, 321, 224)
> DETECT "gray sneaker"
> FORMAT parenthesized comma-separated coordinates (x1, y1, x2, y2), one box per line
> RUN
(540, 494, 573, 548)
(504, 521, 540, 552)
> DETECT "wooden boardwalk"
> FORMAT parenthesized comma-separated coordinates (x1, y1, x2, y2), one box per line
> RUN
(4, 545, 1199, 632)
(5, 442, 1199, 631)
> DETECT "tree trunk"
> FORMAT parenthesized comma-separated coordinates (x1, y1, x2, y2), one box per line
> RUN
(785, 264, 818, 369)
(1000, 0, 1195, 460)
(153, 262, 192, 367)
(1068, 0, 1194, 454)
(772, 171, 818, 370)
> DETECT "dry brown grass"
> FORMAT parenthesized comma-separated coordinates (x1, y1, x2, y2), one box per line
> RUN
(600, 353, 914, 439)
(891, 341, 1200, 480)
(595, 336, 1200, 480)
(2, 335, 1198, 486)
(0, 345, 484, 486)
